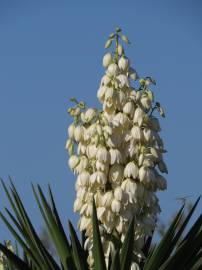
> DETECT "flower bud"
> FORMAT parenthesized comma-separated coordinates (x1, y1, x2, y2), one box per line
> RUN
(103, 53, 112, 68)
(117, 44, 123, 56)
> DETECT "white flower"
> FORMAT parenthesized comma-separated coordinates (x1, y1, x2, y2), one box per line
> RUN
(90, 171, 107, 186)
(76, 188, 87, 200)
(111, 199, 121, 213)
(85, 108, 97, 122)
(140, 96, 152, 110)
(121, 178, 138, 202)
(133, 107, 145, 126)
(124, 162, 138, 179)
(101, 75, 111, 86)
(118, 56, 129, 71)
(102, 191, 113, 207)
(109, 148, 123, 164)
(103, 53, 112, 68)
(77, 171, 90, 187)
(109, 164, 124, 183)
(131, 262, 140, 270)
(74, 198, 82, 212)
(115, 90, 126, 109)
(143, 128, 152, 142)
(65, 138, 73, 151)
(139, 166, 156, 185)
(68, 124, 75, 139)
(74, 126, 84, 142)
(97, 146, 110, 164)
(114, 187, 123, 201)
(105, 87, 114, 100)
(78, 216, 91, 231)
(107, 63, 119, 77)
(74, 155, 88, 174)
(77, 142, 87, 155)
(116, 74, 129, 88)
(112, 112, 129, 127)
(123, 101, 135, 115)
(86, 144, 98, 159)
(97, 86, 107, 102)
(68, 155, 79, 170)
(131, 126, 143, 141)
(96, 160, 109, 172)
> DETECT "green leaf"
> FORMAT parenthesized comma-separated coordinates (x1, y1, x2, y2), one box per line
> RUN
(0, 243, 32, 270)
(92, 198, 106, 270)
(68, 220, 88, 270)
(34, 184, 75, 270)
(159, 230, 202, 270)
(172, 196, 201, 248)
(120, 217, 135, 270)
(143, 204, 184, 270)
(110, 250, 120, 270)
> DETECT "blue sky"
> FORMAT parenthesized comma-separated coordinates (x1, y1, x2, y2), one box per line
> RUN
(0, 0, 202, 241)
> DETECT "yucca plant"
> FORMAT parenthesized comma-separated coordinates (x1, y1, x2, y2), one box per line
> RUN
(0, 28, 202, 270)
(0, 180, 201, 270)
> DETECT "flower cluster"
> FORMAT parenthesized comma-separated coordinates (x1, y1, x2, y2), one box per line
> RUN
(66, 28, 167, 268)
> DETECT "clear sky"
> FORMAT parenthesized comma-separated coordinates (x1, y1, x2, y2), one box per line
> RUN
(0, 0, 202, 241)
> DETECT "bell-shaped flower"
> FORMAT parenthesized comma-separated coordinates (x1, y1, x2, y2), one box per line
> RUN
(68, 155, 79, 171)
(74, 126, 84, 142)
(90, 171, 107, 186)
(109, 148, 123, 164)
(107, 63, 119, 77)
(124, 162, 138, 179)
(118, 56, 129, 71)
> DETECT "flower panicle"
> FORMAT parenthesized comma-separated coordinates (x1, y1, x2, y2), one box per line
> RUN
(66, 28, 167, 269)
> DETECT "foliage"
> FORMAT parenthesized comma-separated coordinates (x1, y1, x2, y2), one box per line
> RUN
(0, 180, 201, 270)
